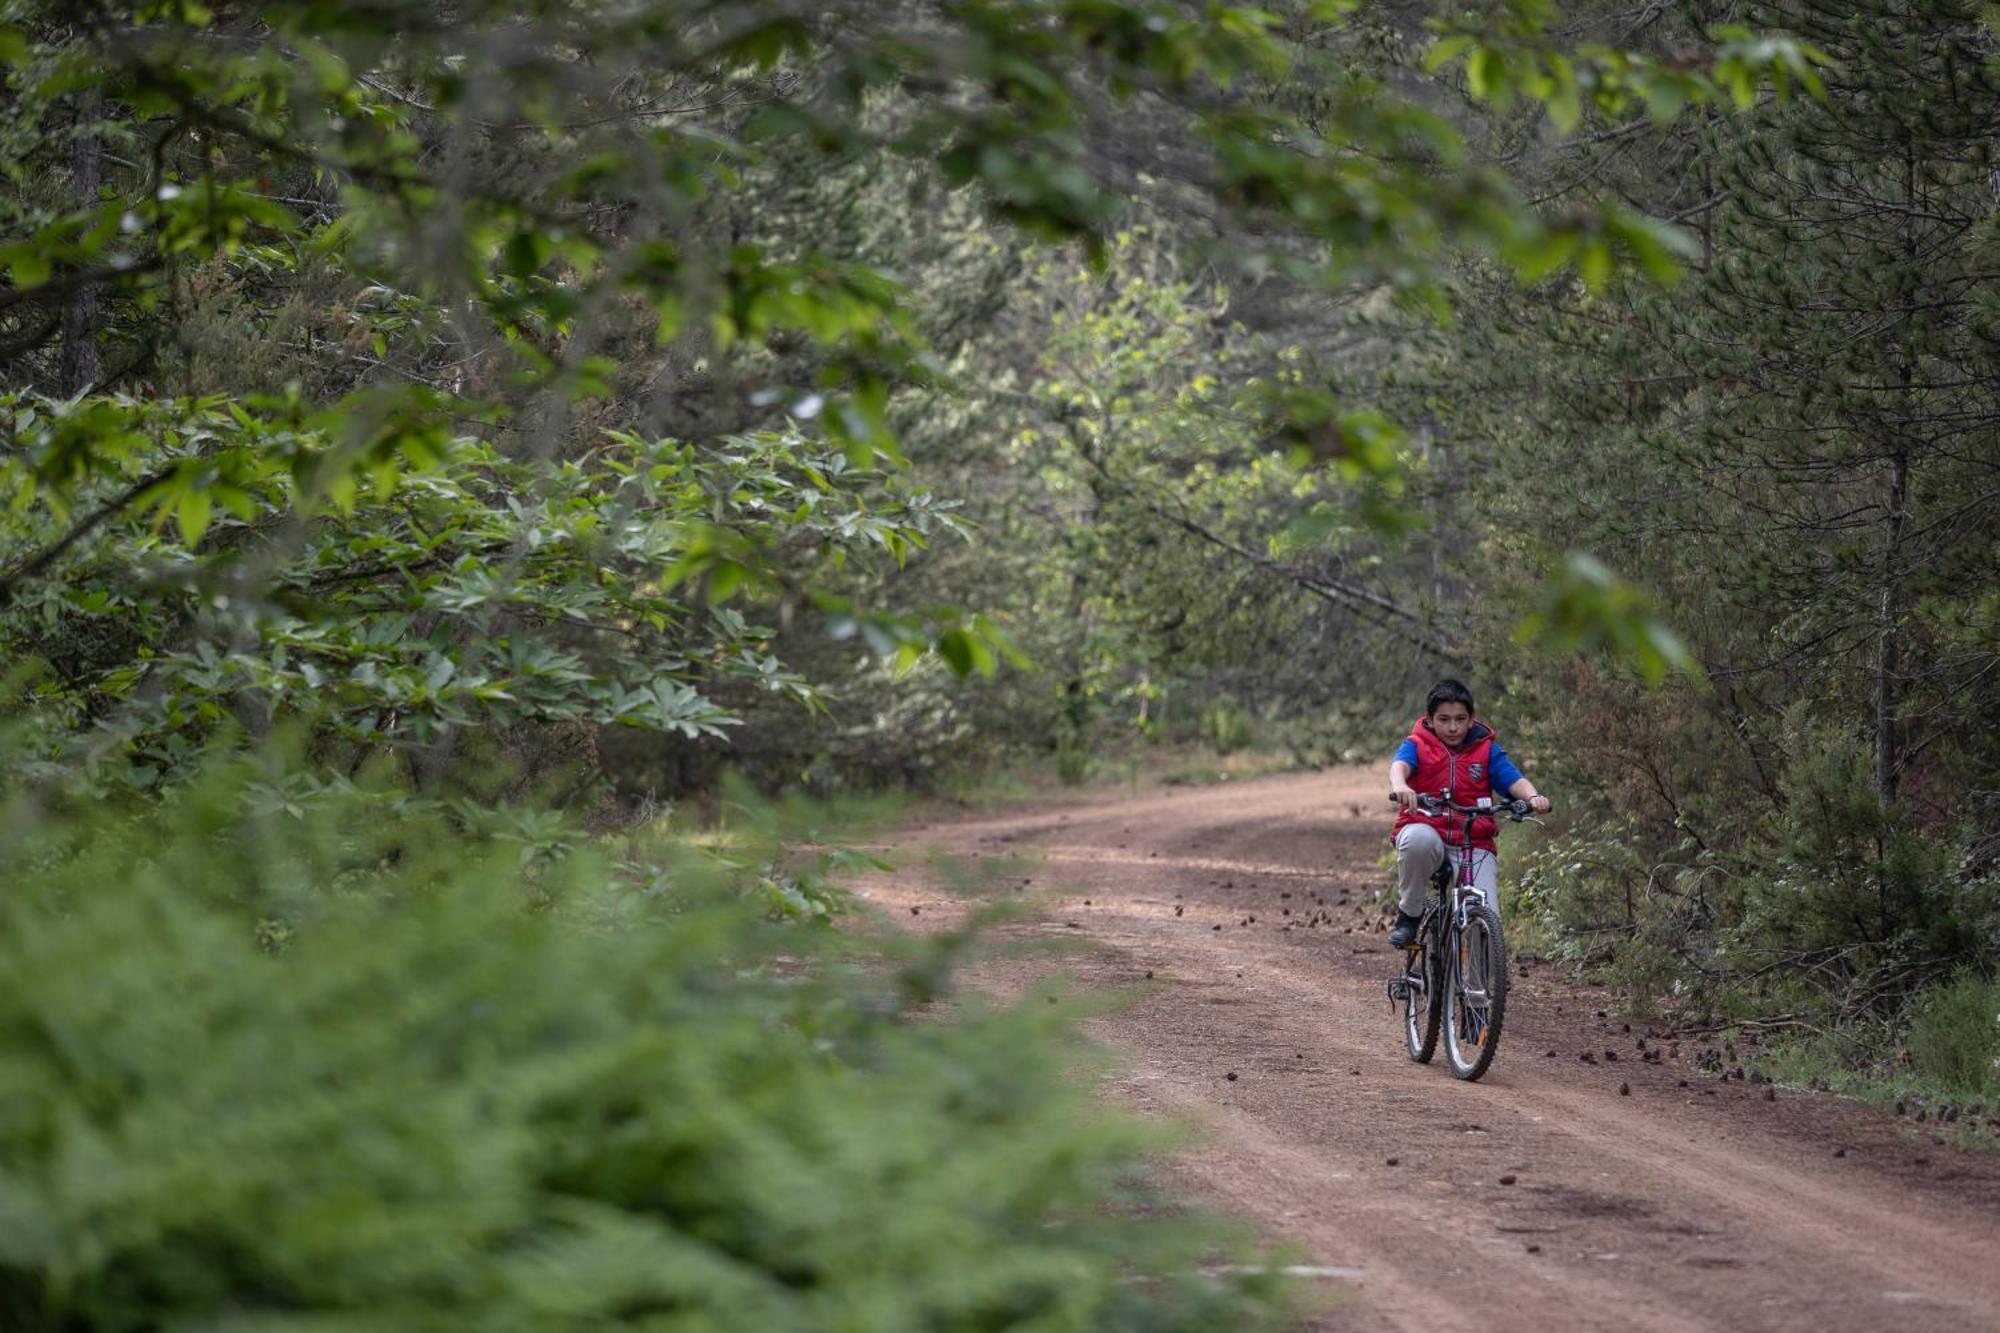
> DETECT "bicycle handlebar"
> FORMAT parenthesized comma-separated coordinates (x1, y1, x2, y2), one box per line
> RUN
(1387, 791, 1542, 822)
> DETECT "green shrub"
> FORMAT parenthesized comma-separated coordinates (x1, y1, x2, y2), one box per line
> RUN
(0, 764, 1287, 1331)
(1907, 973, 2000, 1099)
(1054, 733, 1095, 786)
(1198, 704, 1255, 757)
(1510, 714, 2000, 1033)
(1718, 727, 1991, 1014)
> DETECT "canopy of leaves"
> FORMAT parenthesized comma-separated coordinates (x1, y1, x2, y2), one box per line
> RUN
(0, 0, 1820, 792)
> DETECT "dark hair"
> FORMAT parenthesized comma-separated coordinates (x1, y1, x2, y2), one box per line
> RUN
(1424, 678, 1475, 717)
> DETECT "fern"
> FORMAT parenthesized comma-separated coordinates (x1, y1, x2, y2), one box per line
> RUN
(0, 763, 1287, 1331)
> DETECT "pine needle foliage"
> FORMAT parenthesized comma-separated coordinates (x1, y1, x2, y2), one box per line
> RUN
(1398, 1, 2000, 1030)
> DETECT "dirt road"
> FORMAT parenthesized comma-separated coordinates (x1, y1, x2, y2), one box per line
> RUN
(859, 766, 2000, 1333)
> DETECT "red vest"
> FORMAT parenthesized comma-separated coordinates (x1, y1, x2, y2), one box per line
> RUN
(1393, 718, 1501, 852)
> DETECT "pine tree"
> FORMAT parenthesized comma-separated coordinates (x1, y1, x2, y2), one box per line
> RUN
(1673, 0, 2000, 807)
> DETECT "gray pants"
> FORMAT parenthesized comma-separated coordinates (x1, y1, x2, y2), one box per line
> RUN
(1395, 824, 1498, 918)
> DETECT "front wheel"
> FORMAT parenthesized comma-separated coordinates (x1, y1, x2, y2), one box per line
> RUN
(1443, 903, 1508, 1081)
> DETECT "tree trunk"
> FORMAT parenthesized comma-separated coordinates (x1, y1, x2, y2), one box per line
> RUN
(57, 90, 102, 396)
(1874, 131, 1918, 808)
(1872, 442, 1908, 806)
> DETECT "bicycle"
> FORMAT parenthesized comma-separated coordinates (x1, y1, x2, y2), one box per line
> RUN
(1385, 792, 1541, 1081)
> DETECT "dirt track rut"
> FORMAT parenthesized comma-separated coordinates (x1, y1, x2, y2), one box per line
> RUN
(859, 767, 2000, 1333)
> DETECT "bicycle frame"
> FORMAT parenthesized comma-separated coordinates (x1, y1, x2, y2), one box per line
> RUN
(1442, 801, 1490, 920)
(1403, 790, 1495, 939)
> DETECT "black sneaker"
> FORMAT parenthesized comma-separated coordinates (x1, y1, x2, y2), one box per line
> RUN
(1388, 911, 1421, 949)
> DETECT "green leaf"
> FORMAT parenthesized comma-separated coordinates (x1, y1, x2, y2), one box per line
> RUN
(1643, 79, 1689, 124)
(175, 487, 212, 545)
(707, 559, 746, 603)
(1511, 230, 1579, 284)
(653, 293, 683, 345)
(7, 250, 50, 290)
(1465, 45, 1493, 98)
(1514, 552, 1703, 685)
(936, 628, 974, 676)
(1545, 55, 1582, 133)
(1578, 238, 1613, 293)
(1423, 35, 1475, 74)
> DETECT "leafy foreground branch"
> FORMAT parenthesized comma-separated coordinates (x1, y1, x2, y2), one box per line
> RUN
(0, 392, 990, 792)
(0, 757, 1290, 1331)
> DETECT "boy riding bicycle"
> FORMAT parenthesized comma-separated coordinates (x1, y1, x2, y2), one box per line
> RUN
(1386, 679, 1551, 949)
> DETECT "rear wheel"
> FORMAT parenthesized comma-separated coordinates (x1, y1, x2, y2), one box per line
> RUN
(1402, 930, 1442, 1063)
(1443, 903, 1507, 1081)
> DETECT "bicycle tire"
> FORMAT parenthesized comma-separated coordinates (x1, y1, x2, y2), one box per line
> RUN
(1443, 903, 1508, 1081)
(1402, 936, 1442, 1063)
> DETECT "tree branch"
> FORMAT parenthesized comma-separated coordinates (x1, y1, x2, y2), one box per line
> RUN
(1132, 492, 1467, 665)
(0, 467, 175, 608)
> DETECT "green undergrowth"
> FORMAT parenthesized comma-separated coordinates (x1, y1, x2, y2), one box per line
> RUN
(1505, 734, 2000, 1120)
(629, 773, 909, 922)
(0, 753, 1294, 1331)
(933, 744, 1308, 814)
(1154, 747, 1308, 790)
(1751, 974, 2000, 1147)
(1493, 893, 1563, 966)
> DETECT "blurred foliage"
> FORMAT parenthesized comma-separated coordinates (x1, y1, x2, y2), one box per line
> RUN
(0, 753, 1290, 1331)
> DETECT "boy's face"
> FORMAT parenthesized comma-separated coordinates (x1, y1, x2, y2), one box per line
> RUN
(1428, 701, 1472, 747)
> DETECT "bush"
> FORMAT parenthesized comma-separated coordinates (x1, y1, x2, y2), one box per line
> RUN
(0, 763, 1288, 1331)
(1054, 733, 1095, 786)
(1907, 973, 2000, 1099)
(1509, 707, 2000, 1030)
(1198, 704, 1255, 757)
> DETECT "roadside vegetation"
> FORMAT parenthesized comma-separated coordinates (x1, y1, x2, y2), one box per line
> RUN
(0, 755, 1293, 1330)
(0, 0, 1992, 1320)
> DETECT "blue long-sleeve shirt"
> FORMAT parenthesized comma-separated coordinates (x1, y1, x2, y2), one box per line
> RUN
(1393, 736, 1525, 793)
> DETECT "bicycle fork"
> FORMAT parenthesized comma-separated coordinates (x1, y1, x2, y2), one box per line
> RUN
(1451, 895, 1492, 1045)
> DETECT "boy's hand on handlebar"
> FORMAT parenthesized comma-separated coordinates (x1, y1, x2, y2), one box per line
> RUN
(1388, 787, 1417, 810)
(1528, 795, 1551, 814)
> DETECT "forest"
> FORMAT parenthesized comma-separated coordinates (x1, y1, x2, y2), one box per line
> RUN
(2, 1, 1996, 1328)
